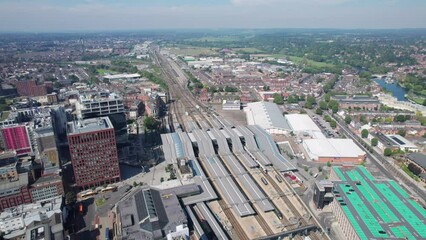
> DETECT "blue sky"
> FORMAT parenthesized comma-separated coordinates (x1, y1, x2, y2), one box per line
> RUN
(0, 0, 425, 32)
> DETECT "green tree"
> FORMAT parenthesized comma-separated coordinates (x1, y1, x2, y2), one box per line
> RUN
(331, 105, 338, 113)
(361, 129, 369, 138)
(65, 191, 76, 205)
(315, 108, 323, 115)
(273, 93, 284, 105)
(287, 94, 299, 104)
(398, 129, 406, 137)
(344, 115, 352, 124)
(384, 148, 392, 156)
(330, 120, 337, 129)
(319, 101, 328, 110)
(324, 93, 331, 102)
(305, 95, 316, 109)
(144, 116, 160, 131)
(371, 137, 378, 147)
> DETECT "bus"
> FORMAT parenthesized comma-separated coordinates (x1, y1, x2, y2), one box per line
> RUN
(105, 228, 110, 240)
(100, 186, 117, 193)
(78, 203, 84, 214)
(80, 191, 96, 199)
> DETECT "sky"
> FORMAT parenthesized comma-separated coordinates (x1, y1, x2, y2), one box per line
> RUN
(0, 0, 425, 32)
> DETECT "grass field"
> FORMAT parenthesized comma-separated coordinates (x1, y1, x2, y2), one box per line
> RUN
(271, 54, 336, 68)
(95, 198, 107, 207)
(187, 36, 241, 42)
(169, 46, 219, 56)
(233, 47, 265, 54)
(96, 69, 118, 75)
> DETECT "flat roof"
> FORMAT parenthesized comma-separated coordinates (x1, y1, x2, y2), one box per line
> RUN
(67, 117, 113, 135)
(385, 134, 418, 148)
(103, 73, 141, 79)
(303, 139, 365, 160)
(245, 102, 291, 131)
(285, 114, 322, 133)
(333, 166, 426, 240)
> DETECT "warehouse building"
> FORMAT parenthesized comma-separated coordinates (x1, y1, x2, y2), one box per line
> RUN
(284, 114, 325, 138)
(330, 166, 426, 240)
(244, 101, 290, 134)
(303, 139, 366, 164)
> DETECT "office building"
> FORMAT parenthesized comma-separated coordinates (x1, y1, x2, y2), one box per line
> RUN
(75, 92, 127, 144)
(67, 117, 121, 190)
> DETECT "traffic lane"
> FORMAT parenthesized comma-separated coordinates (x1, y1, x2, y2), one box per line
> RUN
(95, 185, 131, 217)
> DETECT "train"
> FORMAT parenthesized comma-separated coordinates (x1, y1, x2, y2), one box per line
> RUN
(261, 177, 268, 185)
(274, 209, 283, 220)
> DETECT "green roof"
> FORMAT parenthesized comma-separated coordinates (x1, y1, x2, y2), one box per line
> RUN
(333, 166, 426, 239)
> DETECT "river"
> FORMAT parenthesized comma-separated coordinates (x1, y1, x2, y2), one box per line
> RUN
(374, 78, 408, 102)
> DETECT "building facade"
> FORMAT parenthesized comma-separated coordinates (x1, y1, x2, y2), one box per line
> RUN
(67, 117, 121, 190)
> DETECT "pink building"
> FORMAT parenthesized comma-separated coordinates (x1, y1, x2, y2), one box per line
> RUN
(0, 125, 33, 156)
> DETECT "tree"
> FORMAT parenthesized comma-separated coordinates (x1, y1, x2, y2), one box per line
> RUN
(305, 95, 316, 109)
(384, 148, 392, 156)
(319, 101, 328, 110)
(330, 120, 337, 129)
(287, 94, 299, 104)
(344, 115, 352, 124)
(328, 100, 339, 113)
(361, 129, 369, 138)
(316, 108, 323, 115)
(273, 93, 284, 105)
(360, 115, 368, 125)
(65, 191, 76, 205)
(144, 116, 160, 131)
(371, 137, 378, 147)
(324, 93, 331, 102)
(331, 105, 338, 113)
(398, 129, 406, 137)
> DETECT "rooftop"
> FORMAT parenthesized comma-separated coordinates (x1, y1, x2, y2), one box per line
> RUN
(303, 138, 365, 160)
(332, 166, 426, 240)
(67, 117, 113, 135)
(116, 185, 198, 240)
(407, 152, 426, 169)
(385, 134, 418, 148)
(285, 114, 322, 133)
(245, 101, 290, 131)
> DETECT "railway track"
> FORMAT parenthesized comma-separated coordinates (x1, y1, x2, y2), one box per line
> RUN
(151, 46, 323, 240)
(263, 172, 322, 240)
(218, 200, 249, 240)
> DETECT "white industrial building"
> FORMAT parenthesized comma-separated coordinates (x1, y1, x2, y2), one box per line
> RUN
(385, 134, 419, 152)
(303, 139, 366, 164)
(244, 101, 290, 134)
(284, 114, 325, 138)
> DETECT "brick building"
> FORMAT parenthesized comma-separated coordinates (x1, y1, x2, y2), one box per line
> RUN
(67, 117, 121, 190)
(14, 80, 47, 97)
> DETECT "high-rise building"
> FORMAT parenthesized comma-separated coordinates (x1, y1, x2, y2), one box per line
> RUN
(75, 92, 127, 144)
(0, 125, 33, 156)
(67, 117, 121, 190)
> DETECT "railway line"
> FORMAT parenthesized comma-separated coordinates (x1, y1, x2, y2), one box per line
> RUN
(151, 45, 324, 240)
